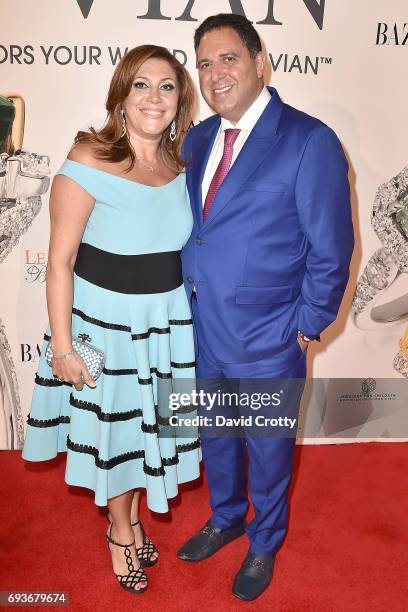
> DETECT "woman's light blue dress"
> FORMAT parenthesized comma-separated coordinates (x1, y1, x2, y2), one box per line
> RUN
(22, 160, 200, 512)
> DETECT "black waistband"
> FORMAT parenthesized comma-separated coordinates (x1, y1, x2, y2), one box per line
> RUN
(74, 243, 183, 294)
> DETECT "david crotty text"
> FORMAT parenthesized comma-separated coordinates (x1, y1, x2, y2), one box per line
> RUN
(169, 415, 297, 429)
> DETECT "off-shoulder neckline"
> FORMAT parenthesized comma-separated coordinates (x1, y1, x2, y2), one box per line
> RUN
(63, 159, 183, 189)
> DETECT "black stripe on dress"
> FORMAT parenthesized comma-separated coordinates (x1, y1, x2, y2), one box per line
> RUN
(131, 320, 193, 340)
(172, 403, 197, 415)
(169, 319, 193, 325)
(66, 435, 144, 470)
(177, 440, 201, 453)
(72, 308, 131, 332)
(162, 455, 179, 466)
(141, 421, 160, 434)
(171, 361, 196, 369)
(72, 308, 192, 333)
(70, 394, 143, 422)
(44, 318, 192, 342)
(150, 367, 172, 379)
(131, 327, 170, 340)
(35, 374, 72, 388)
(143, 460, 165, 477)
(66, 436, 200, 472)
(102, 367, 139, 376)
(101, 368, 153, 385)
(27, 414, 70, 428)
(101, 364, 194, 380)
(69, 398, 196, 427)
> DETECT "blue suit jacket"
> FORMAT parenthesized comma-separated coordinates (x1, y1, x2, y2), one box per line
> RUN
(181, 87, 354, 364)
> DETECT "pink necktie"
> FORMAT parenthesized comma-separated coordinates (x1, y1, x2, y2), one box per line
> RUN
(203, 128, 241, 221)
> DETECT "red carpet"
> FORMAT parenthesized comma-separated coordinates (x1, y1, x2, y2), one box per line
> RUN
(1, 443, 407, 611)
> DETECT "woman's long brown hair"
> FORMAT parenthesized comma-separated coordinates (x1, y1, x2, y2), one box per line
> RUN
(75, 45, 196, 171)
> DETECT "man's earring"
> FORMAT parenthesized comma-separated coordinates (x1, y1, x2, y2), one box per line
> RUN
(169, 120, 177, 142)
(121, 110, 126, 138)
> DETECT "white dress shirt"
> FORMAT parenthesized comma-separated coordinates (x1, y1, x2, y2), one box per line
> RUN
(201, 87, 272, 206)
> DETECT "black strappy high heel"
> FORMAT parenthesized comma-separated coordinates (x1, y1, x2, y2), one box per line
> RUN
(106, 524, 148, 594)
(132, 520, 159, 567)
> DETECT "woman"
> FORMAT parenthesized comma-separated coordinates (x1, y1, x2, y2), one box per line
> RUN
(22, 45, 201, 594)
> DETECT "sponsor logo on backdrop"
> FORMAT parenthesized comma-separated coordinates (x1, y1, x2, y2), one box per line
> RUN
(270, 52, 332, 75)
(339, 379, 396, 403)
(20, 343, 41, 363)
(24, 250, 47, 283)
(76, 0, 94, 18)
(0, 46, 187, 66)
(1, 0, 329, 72)
(0, 44, 332, 75)
(376, 22, 408, 45)
(362, 378, 376, 395)
(75, 0, 326, 30)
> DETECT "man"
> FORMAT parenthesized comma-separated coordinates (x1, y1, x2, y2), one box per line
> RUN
(178, 13, 354, 601)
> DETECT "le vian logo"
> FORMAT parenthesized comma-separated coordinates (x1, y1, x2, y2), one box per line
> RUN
(75, 0, 326, 30)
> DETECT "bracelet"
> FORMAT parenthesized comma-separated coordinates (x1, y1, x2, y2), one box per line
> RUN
(52, 350, 74, 360)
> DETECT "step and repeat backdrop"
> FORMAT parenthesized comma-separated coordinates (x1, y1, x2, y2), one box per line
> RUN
(1, 1, 407, 449)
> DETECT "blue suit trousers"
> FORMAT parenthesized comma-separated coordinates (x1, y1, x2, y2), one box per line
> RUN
(192, 295, 306, 556)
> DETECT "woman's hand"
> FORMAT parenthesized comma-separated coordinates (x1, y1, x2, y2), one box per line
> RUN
(52, 352, 96, 391)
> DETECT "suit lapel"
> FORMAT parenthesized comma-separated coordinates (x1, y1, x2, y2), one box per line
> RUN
(203, 87, 284, 229)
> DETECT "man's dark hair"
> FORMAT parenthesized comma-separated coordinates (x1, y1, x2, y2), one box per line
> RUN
(194, 13, 262, 58)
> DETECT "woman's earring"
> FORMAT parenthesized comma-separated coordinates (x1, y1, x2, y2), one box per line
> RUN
(121, 110, 126, 138)
(169, 120, 176, 142)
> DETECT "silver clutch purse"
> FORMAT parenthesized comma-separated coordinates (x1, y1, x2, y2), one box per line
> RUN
(45, 336, 105, 381)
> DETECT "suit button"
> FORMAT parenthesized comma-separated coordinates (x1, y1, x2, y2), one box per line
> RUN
(187, 276, 194, 283)
(196, 238, 204, 245)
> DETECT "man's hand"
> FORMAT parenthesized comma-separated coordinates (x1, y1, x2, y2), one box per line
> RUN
(296, 335, 310, 353)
